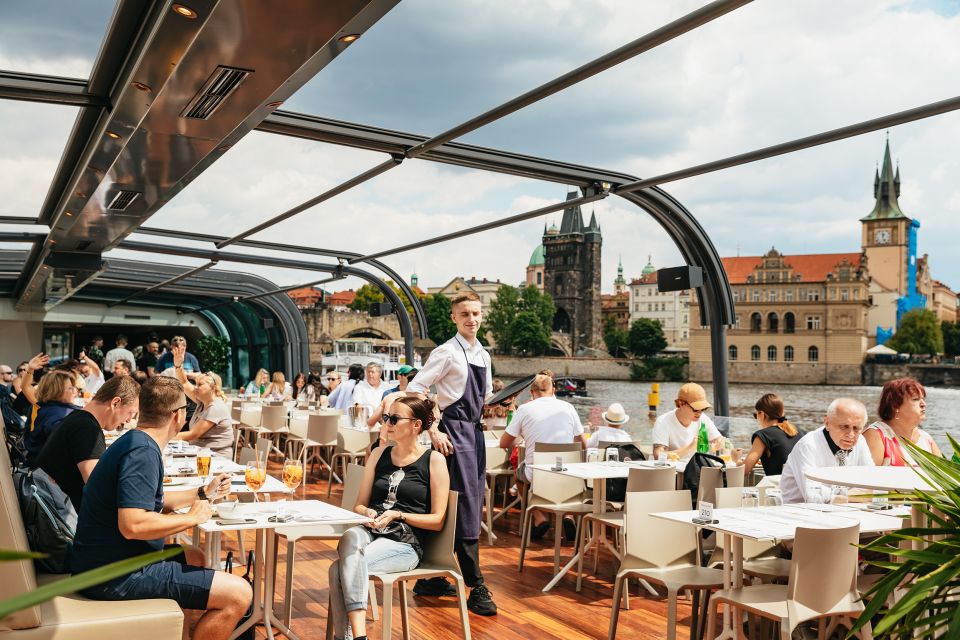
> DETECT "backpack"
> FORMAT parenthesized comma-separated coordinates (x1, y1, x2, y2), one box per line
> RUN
(682, 452, 727, 508)
(605, 444, 646, 503)
(2, 393, 28, 469)
(13, 467, 78, 573)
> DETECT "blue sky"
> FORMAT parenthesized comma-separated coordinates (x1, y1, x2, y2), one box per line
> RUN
(2, 0, 959, 295)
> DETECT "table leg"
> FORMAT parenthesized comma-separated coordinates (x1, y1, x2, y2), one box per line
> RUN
(230, 529, 265, 640)
(263, 528, 301, 640)
(710, 532, 736, 640)
(542, 473, 605, 592)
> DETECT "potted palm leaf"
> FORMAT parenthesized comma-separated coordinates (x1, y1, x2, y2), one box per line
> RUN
(852, 434, 960, 638)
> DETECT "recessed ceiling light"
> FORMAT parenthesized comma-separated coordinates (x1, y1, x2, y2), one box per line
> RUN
(172, 4, 197, 19)
(338, 34, 361, 43)
(132, 81, 151, 92)
(106, 131, 121, 139)
(266, 101, 283, 108)
(64, 211, 73, 217)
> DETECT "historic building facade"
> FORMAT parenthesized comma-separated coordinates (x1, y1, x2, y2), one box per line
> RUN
(689, 138, 949, 385)
(543, 192, 603, 355)
(427, 276, 503, 307)
(628, 257, 691, 349)
(601, 259, 630, 333)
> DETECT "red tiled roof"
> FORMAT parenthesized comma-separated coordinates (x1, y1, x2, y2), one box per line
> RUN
(628, 272, 657, 286)
(721, 253, 862, 284)
(328, 290, 356, 306)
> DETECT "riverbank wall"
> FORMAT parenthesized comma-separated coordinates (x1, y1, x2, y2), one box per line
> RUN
(493, 356, 633, 380)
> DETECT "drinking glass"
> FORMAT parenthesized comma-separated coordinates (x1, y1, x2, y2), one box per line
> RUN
(605, 448, 619, 463)
(830, 485, 849, 505)
(764, 489, 783, 507)
(657, 451, 669, 465)
(245, 462, 266, 503)
(740, 487, 760, 508)
(196, 448, 212, 479)
(806, 483, 832, 505)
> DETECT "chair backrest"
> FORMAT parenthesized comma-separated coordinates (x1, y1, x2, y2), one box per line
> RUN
(485, 446, 509, 471)
(530, 450, 586, 505)
(237, 446, 256, 465)
(536, 442, 582, 453)
(712, 486, 776, 561)
(0, 440, 41, 630)
(697, 465, 745, 505)
(625, 466, 677, 492)
(230, 404, 241, 423)
(307, 413, 339, 445)
(260, 405, 287, 432)
(239, 404, 261, 429)
(623, 490, 699, 569)
(341, 463, 366, 511)
(788, 524, 860, 612)
(337, 427, 371, 454)
(485, 429, 505, 441)
(288, 413, 309, 440)
(419, 491, 460, 570)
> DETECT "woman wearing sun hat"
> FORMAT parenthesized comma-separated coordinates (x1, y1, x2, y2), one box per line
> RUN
(587, 402, 634, 448)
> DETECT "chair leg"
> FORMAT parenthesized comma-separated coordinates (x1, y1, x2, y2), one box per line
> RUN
(608, 575, 624, 640)
(398, 582, 409, 640)
(779, 618, 791, 640)
(380, 582, 394, 640)
(454, 576, 471, 640)
(576, 518, 588, 592)
(283, 538, 296, 626)
(370, 579, 379, 621)
(325, 594, 335, 640)
(518, 510, 530, 572)
(706, 595, 717, 640)
(484, 484, 494, 546)
(666, 588, 678, 640)
(553, 512, 562, 576)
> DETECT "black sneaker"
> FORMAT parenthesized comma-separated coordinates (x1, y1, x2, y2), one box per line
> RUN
(562, 518, 577, 544)
(413, 577, 456, 597)
(530, 521, 550, 541)
(467, 584, 498, 616)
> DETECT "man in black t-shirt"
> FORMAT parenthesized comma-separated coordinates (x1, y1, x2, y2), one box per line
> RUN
(137, 341, 159, 377)
(33, 376, 141, 510)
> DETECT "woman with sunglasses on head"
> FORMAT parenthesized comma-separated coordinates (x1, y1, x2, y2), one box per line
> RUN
(741, 393, 802, 477)
(24, 369, 81, 465)
(168, 345, 234, 458)
(863, 377, 941, 466)
(329, 396, 450, 640)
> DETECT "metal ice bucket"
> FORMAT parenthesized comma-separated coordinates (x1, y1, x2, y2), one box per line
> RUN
(348, 404, 370, 429)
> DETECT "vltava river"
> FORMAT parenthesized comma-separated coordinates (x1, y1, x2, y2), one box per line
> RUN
(504, 380, 959, 452)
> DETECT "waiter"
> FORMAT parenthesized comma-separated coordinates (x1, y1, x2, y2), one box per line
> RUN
(403, 291, 497, 616)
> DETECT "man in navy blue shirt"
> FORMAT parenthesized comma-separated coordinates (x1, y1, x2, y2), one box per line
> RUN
(71, 376, 250, 640)
(156, 335, 200, 379)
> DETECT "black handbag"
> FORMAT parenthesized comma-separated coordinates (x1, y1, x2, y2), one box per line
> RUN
(225, 550, 255, 640)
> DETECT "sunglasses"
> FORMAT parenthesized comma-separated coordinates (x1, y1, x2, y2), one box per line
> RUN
(680, 401, 703, 414)
(382, 414, 418, 426)
(17, 368, 27, 373)
(325, 377, 338, 381)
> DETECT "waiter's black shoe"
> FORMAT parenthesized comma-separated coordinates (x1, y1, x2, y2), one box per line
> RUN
(530, 521, 550, 541)
(413, 577, 456, 597)
(562, 518, 577, 544)
(467, 584, 498, 616)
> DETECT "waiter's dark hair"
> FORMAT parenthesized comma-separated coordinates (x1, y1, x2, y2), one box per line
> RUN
(393, 396, 435, 432)
(346, 363, 364, 381)
(451, 291, 480, 307)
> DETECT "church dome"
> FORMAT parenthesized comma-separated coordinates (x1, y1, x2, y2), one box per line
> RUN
(641, 255, 655, 276)
(529, 244, 545, 267)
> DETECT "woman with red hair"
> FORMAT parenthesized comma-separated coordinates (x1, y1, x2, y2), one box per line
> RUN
(864, 377, 941, 466)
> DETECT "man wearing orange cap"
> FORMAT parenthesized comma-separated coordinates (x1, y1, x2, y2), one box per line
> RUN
(652, 383, 723, 460)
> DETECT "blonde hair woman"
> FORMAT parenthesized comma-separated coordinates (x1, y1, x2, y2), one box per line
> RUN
(171, 346, 234, 457)
(244, 369, 269, 396)
(266, 371, 292, 400)
(25, 370, 80, 464)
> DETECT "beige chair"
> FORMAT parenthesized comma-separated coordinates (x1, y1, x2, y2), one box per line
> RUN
(711, 486, 790, 583)
(283, 411, 311, 460)
(535, 441, 584, 455)
(301, 413, 340, 482)
(518, 450, 592, 576)
(367, 492, 471, 640)
(706, 524, 873, 640)
(697, 465, 745, 506)
(257, 404, 289, 459)
(327, 428, 371, 498)
(482, 446, 511, 546)
(576, 466, 677, 591)
(237, 402, 262, 449)
(0, 439, 183, 639)
(607, 490, 725, 640)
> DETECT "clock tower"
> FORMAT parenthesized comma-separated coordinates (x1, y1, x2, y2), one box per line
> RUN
(861, 137, 923, 342)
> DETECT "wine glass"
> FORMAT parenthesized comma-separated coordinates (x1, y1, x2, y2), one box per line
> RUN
(279, 458, 304, 519)
(245, 462, 265, 503)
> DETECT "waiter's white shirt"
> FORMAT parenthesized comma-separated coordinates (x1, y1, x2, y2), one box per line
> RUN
(407, 333, 492, 411)
(779, 426, 874, 504)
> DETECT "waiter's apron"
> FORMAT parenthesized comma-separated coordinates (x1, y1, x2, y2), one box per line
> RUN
(438, 343, 486, 540)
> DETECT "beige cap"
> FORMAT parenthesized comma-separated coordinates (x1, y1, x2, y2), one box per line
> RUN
(677, 383, 712, 411)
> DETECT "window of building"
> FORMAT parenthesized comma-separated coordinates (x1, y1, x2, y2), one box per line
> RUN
(853, 288, 860, 300)
(840, 288, 849, 301)
(768, 290, 777, 302)
(808, 289, 820, 301)
(682, 314, 688, 324)
(784, 312, 795, 333)
(784, 345, 794, 362)
(729, 345, 738, 361)
(734, 315, 741, 329)
(785, 289, 794, 302)
(767, 312, 779, 333)
(751, 345, 760, 361)
(751, 290, 760, 302)
(536, 272, 542, 285)
(808, 345, 819, 362)
(647, 303, 652, 311)
(682, 329, 688, 339)
(806, 315, 821, 330)
(767, 345, 777, 361)
(829, 287, 837, 300)
(750, 312, 762, 333)
(733, 290, 740, 302)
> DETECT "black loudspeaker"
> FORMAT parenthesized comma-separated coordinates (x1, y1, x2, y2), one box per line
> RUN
(657, 265, 703, 292)
(369, 302, 393, 317)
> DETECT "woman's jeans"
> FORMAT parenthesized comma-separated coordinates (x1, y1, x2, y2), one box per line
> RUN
(329, 526, 419, 640)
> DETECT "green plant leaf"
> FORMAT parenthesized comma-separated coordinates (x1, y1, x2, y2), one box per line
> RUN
(0, 550, 46, 561)
(0, 547, 181, 621)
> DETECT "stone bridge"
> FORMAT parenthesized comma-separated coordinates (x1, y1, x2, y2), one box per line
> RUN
(300, 306, 402, 366)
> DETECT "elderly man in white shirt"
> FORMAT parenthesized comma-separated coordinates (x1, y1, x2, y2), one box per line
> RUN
(350, 362, 387, 412)
(780, 397, 874, 504)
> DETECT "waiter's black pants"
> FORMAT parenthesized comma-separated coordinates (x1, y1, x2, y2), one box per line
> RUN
(454, 538, 483, 587)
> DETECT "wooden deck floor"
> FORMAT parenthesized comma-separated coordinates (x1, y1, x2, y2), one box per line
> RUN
(232, 460, 695, 640)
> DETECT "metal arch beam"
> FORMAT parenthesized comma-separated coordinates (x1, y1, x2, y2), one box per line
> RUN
(114, 239, 418, 362)
(132, 226, 430, 341)
(193, 274, 346, 313)
(0, 70, 108, 108)
(107, 260, 218, 307)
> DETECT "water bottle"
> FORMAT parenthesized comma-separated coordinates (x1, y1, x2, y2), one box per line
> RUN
(506, 409, 514, 426)
(696, 420, 709, 453)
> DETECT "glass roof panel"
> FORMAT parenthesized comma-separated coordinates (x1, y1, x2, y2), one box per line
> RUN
(0, 100, 79, 219)
(0, 0, 116, 78)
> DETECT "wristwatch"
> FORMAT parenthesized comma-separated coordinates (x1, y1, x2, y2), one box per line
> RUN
(397, 512, 405, 522)
(197, 486, 207, 501)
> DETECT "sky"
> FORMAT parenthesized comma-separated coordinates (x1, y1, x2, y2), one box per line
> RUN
(2, 0, 960, 296)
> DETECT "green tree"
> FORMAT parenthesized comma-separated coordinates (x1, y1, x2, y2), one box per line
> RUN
(628, 318, 667, 358)
(942, 321, 960, 358)
(423, 293, 457, 345)
(348, 281, 421, 316)
(485, 285, 521, 353)
(603, 316, 628, 358)
(510, 310, 551, 355)
(887, 309, 943, 355)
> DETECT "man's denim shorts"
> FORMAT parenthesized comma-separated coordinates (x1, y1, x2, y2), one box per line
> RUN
(80, 545, 215, 610)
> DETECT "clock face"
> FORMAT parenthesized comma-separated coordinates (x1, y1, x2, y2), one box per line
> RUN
(875, 229, 891, 245)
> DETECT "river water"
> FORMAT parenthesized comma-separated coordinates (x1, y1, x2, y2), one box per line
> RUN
(502, 380, 960, 452)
